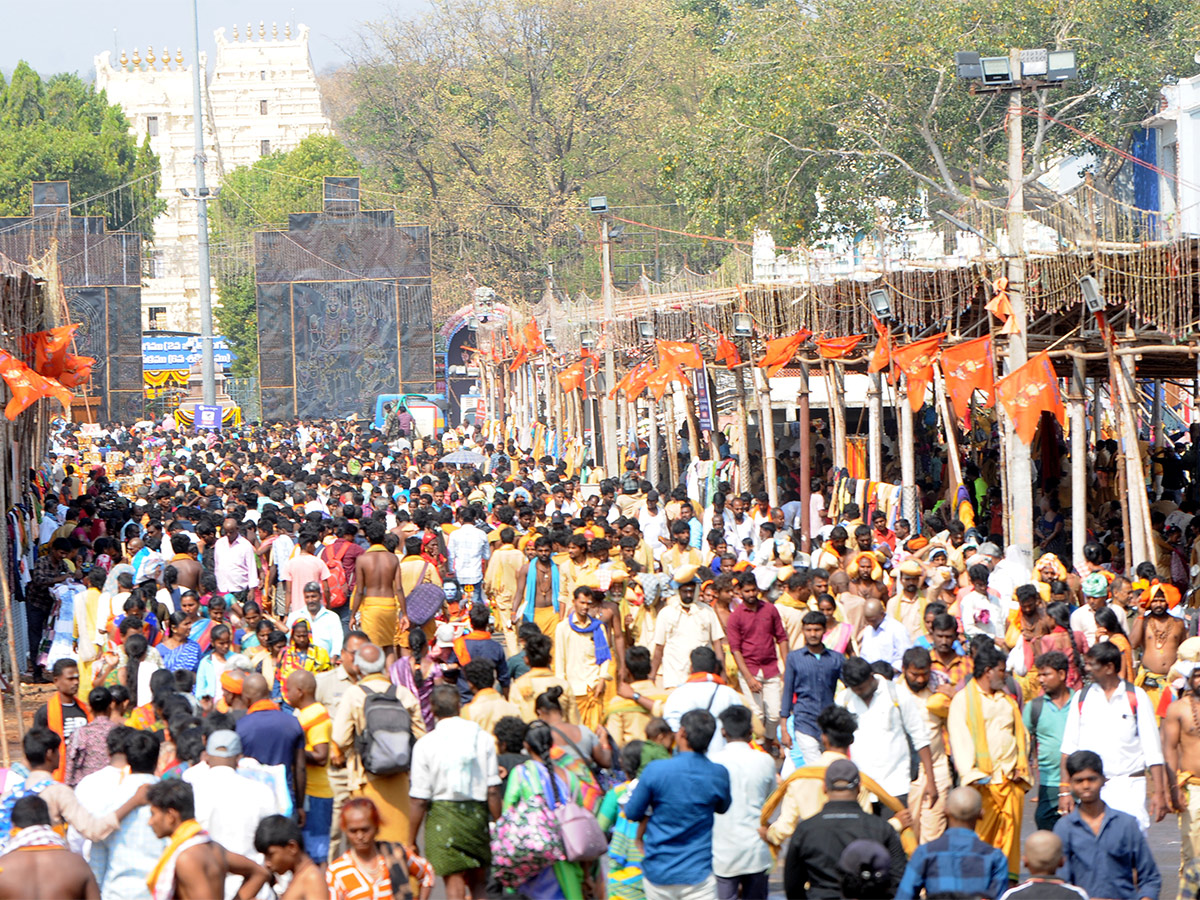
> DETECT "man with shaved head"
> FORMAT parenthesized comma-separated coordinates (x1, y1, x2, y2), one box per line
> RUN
(284, 669, 335, 863)
(858, 597, 911, 671)
(237, 673, 307, 820)
(895, 787, 1009, 900)
(998, 832, 1087, 900)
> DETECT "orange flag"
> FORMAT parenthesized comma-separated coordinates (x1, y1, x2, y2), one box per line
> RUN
(757, 331, 810, 378)
(656, 340, 703, 370)
(0, 351, 69, 419)
(524, 320, 545, 354)
(996, 351, 1064, 444)
(714, 334, 741, 368)
(891, 334, 945, 413)
(985, 277, 1020, 335)
(507, 346, 528, 372)
(939, 336, 994, 421)
(868, 319, 891, 374)
(646, 362, 687, 401)
(625, 361, 655, 401)
(557, 361, 587, 393)
(27, 323, 78, 377)
(815, 334, 867, 360)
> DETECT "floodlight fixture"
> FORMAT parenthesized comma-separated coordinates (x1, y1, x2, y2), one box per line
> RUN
(867, 288, 893, 321)
(980, 56, 1013, 85)
(1020, 48, 1048, 78)
(579, 329, 597, 348)
(637, 320, 655, 340)
(1079, 275, 1105, 314)
(1047, 49, 1078, 81)
(954, 51, 982, 79)
(732, 313, 753, 337)
(588, 196, 608, 214)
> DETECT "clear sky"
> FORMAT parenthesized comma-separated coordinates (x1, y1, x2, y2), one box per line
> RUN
(2, 0, 429, 80)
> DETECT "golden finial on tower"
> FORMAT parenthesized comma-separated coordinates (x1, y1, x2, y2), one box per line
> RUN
(119, 50, 129, 68)
(131, 47, 141, 67)
(285, 22, 292, 39)
(146, 46, 155, 67)
(259, 21, 265, 39)
(272, 22, 278, 38)
(176, 48, 184, 66)
(247, 23, 252, 41)
(232, 23, 239, 40)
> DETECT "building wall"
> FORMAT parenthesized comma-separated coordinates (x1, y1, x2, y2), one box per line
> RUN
(94, 23, 332, 334)
(1147, 75, 1200, 238)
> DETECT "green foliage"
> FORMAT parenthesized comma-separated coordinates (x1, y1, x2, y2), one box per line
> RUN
(0, 63, 162, 239)
(665, 0, 1200, 245)
(209, 134, 364, 376)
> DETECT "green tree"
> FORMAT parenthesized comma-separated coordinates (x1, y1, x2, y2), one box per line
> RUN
(339, 0, 706, 301)
(666, 0, 1200, 245)
(209, 134, 364, 376)
(0, 63, 162, 239)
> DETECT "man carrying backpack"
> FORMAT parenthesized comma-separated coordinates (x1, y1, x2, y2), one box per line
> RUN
(321, 521, 364, 630)
(331, 642, 426, 848)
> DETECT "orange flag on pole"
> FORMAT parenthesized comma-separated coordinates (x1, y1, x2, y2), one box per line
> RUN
(714, 334, 741, 368)
(815, 334, 867, 360)
(507, 346, 528, 372)
(891, 333, 945, 413)
(939, 336, 994, 421)
(996, 350, 1064, 444)
(646, 362, 687, 401)
(524, 320, 545, 354)
(0, 351, 70, 419)
(757, 331, 811, 378)
(868, 319, 891, 374)
(656, 340, 703, 370)
(985, 277, 1020, 336)
(557, 361, 587, 393)
(625, 361, 655, 401)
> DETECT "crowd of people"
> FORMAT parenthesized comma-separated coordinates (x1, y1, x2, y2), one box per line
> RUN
(4, 415, 1200, 900)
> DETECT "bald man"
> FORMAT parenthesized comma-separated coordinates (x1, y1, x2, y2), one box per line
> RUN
(894, 788, 1010, 900)
(284, 670, 335, 863)
(858, 598, 912, 671)
(0, 796, 99, 900)
(996, 831, 1087, 899)
(237, 673, 307, 819)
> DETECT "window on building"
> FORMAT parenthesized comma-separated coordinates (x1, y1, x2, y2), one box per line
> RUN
(260, 99, 268, 115)
(147, 116, 159, 137)
(148, 307, 167, 330)
(260, 139, 271, 157)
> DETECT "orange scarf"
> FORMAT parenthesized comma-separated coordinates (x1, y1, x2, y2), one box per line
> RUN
(685, 672, 726, 686)
(247, 699, 280, 713)
(47, 692, 91, 782)
(146, 819, 205, 896)
(453, 630, 493, 665)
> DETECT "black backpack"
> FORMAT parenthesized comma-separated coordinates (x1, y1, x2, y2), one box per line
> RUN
(356, 684, 414, 775)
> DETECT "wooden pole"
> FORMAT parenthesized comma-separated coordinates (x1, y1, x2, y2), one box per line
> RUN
(682, 383, 701, 471)
(827, 361, 847, 472)
(0, 557, 25, 745)
(933, 364, 963, 493)
(1116, 351, 1155, 566)
(647, 397, 661, 487)
(867, 371, 883, 483)
(1069, 344, 1088, 572)
(731, 365, 752, 492)
(663, 390, 681, 488)
(747, 344, 779, 508)
(899, 377, 918, 524)
(799, 362, 812, 552)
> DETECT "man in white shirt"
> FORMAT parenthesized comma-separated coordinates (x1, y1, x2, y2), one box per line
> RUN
(184, 730, 282, 900)
(651, 572, 726, 690)
(1071, 572, 1127, 648)
(1058, 640, 1166, 831)
(285, 582, 346, 659)
(662, 647, 744, 758)
(446, 509, 490, 593)
(213, 516, 259, 600)
(858, 599, 912, 670)
(710, 705, 776, 898)
(838, 656, 936, 808)
(960, 563, 1005, 642)
(638, 491, 670, 563)
(409, 684, 502, 897)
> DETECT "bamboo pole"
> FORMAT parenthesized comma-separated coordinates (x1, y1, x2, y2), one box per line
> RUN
(1069, 345, 1088, 572)
(663, 390, 681, 487)
(648, 397, 661, 487)
(933, 364, 963, 494)
(898, 377, 918, 524)
(731, 365, 752, 492)
(747, 344, 779, 508)
(867, 372, 883, 483)
(798, 362, 812, 552)
(682, 382, 701, 470)
(827, 361, 847, 472)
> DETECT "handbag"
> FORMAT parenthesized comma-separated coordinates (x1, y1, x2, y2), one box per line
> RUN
(489, 775, 566, 888)
(539, 753, 608, 863)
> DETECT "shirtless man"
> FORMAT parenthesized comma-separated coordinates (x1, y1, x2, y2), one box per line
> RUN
(827, 569, 867, 639)
(146, 780, 268, 900)
(1006, 583, 1054, 649)
(511, 536, 565, 640)
(168, 533, 203, 592)
(0, 797, 99, 900)
(351, 520, 405, 658)
(1131, 586, 1186, 716)
(253, 814, 328, 899)
(1162, 665, 1200, 873)
(588, 572, 629, 683)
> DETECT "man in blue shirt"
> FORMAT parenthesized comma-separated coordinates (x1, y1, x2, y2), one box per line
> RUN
(779, 610, 843, 767)
(236, 673, 306, 817)
(895, 787, 1009, 900)
(1053, 750, 1160, 900)
(625, 709, 732, 898)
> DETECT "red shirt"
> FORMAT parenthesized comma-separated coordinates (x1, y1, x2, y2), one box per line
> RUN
(726, 599, 788, 679)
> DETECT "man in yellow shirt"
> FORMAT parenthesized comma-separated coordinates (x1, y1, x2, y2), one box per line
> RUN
(283, 669, 335, 862)
(660, 522, 706, 575)
(461, 659, 521, 735)
(484, 528, 527, 655)
(511, 633, 577, 723)
(604, 646, 667, 744)
(554, 587, 611, 730)
(947, 644, 1030, 881)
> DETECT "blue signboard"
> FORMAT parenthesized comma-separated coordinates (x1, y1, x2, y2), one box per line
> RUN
(195, 405, 223, 430)
(143, 332, 235, 371)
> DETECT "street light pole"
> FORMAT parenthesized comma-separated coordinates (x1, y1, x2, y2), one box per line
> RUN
(600, 218, 618, 477)
(191, 0, 216, 406)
